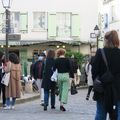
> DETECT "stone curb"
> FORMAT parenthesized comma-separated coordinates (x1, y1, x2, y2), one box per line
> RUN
(0, 94, 40, 107)
(16, 94, 40, 104)
(0, 85, 88, 107)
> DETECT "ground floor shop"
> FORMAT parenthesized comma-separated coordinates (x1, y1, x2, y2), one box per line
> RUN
(0, 40, 90, 76)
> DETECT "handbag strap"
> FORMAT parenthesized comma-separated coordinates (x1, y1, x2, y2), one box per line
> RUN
(100, 49, 109, 70)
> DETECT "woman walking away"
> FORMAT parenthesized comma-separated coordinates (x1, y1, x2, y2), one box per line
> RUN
(92, 30, 120, 120)
(41, 50, 56, 111)
(55, 48, 74, 111)
(4, 53, 21, 110)
(85, 57, 94, 100)
(0, 51, 6, 108)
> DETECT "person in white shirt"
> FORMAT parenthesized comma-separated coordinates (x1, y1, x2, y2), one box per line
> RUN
(85, 57, 94, 100)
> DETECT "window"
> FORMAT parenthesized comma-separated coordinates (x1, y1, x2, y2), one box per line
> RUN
(11, 12, 28, 33)
(104, 14, 108, 28)
(111, 5, 116, 22)
(56, 13, 71, 37)
(0, 13, 4, 33)
(11, 12, 20, 33)
(33, 12, 46, 30)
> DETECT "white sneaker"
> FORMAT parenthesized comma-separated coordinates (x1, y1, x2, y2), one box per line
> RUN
(3, 106, 11, 110)
(11, 106, 15, 110)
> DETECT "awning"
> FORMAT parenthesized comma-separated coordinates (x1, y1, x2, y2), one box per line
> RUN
(0, 40, 87, 46)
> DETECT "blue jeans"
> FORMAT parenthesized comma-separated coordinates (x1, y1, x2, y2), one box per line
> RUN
(117, 102, 120, 120)
(6, 97, 16, 106)
(95, 100, 107, 120)
(44, 89, 55, 106)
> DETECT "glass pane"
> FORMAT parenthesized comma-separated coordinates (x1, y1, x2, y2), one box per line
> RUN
(33, 12, 45, 30)
(2, 0, 10, 8)
(11, 12, 20, 33)
(56, 13, 71, 37)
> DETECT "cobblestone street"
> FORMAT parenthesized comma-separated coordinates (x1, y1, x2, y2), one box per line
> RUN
(0, 89, 96, 120)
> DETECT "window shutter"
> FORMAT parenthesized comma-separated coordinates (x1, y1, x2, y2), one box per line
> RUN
(71, 14, 80, 37)
(20, 13, 28, 33)
(48, 13, 56, 38)
(0, 13, 3, 33)
(0, 13, 2, 32)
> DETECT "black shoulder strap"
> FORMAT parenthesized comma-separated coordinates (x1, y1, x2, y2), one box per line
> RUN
(100, 49, 109, 70)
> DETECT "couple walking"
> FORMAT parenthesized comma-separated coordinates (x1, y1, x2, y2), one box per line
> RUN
(41, 48, 74, 111)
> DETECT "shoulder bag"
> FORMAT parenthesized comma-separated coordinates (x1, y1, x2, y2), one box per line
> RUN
(93, 49, 114, 93)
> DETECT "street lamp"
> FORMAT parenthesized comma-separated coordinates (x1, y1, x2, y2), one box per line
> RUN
(94, 25, 100, 49)
(1, 0, 11, 60)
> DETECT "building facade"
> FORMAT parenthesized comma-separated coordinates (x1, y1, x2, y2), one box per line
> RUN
(100, 0, 120, 36)
(0, 0, 99, 75)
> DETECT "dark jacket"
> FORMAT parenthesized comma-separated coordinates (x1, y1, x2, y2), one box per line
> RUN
(33, 60, 42, 80)
(41, 58, 56, 90)
(70, 58, 78, 73)
(92, 48, 120, 101)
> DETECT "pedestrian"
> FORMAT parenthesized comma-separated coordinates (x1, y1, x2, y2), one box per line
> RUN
(41, 50, 56, 111)
(70, 55, 80, 86)
(33, 53, 46, 106)
(0, 51, 6, 108)
(4, 53, 21, 110)
(55, 48, 74, 111)
(85, 57, 93, 100)
(92, 30, 120, 120)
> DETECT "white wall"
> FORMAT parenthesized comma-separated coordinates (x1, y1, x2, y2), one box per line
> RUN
(101, 0, 120, 36)
(0, 0, 99, 42)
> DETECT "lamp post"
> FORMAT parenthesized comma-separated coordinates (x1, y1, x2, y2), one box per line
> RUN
(94, 25, 100, 49)
(2, 0, 11, 60)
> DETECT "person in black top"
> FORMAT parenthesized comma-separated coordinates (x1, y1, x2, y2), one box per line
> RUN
(55, 48, 74, 111)
(70, 55, 80, 86)
(41, 50, 56, 111)
(0, 51, 6, 108)
(33, 53, 45, 106)
(92, 30, 120, 120)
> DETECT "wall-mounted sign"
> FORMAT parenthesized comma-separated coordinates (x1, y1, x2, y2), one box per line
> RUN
(8, 34, 21, 40)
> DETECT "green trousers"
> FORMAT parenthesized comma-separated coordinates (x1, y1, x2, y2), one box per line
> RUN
(57, 73, 69, 104)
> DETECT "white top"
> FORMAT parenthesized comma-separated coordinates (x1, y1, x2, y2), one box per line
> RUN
(85, 63, 93, 86)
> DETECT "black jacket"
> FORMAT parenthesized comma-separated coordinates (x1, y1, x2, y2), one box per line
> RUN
(41, 58, 56, 90)
(92, 48, 120, 101)
(33, 60, 42, 79)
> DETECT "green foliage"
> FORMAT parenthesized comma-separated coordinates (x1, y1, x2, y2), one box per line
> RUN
(65, 50, 85, 67)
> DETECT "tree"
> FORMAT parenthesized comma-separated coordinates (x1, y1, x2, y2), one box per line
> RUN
(65, 50, 84, 67)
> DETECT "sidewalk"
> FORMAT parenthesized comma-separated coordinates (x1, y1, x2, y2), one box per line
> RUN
(0, 93, 40, 107)
(0, 85, 88, 107)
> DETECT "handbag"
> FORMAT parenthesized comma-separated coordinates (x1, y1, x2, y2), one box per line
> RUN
(71, 80, 78, 95)
(55, 83, 59, 96)
(1, 72, 10, 86)
(93, 76, 104, 93)
(51, 69, 58, 82)
(77, 68, 81, 76)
